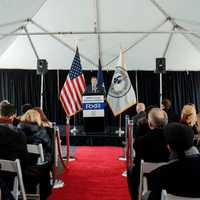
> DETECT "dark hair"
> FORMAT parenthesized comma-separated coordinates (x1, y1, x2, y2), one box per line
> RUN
(164, 123, 194, 159)
(21, 103, 32, 114)
(0, 104, 16, 117)
(162, 99, 172, 110)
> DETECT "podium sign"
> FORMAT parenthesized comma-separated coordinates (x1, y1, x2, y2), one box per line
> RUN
(83, 95, 104, 117)
(83, 94, 105, 133)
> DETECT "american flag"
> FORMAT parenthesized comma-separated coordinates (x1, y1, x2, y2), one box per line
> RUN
(60, 48, 86, 116)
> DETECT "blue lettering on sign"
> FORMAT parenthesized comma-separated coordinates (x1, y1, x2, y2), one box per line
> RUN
(83, 103, 105, 110)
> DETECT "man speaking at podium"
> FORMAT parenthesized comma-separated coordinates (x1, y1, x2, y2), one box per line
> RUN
(85, 75, 105, 94)
(83, 74, 106, 133)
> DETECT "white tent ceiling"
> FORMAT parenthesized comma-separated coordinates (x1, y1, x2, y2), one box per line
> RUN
(0, 0, 200, 70)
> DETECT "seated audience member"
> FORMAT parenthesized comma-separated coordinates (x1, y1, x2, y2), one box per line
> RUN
(0, 103, 17, 124)
(193, 113, 200, 150)
(0, 123, 51, 200)
(18, 109, 52, 199)
(132, 102, 147, 138)
(0, 99, 9, 107)
(21, 103, 32, 114)
(134, 107, 169, 162)
(127, 108, 169, 200)
(132, 103, 146, 126)
(161, 99, 178, 123)
(18, 109, 52, 163)
(33, 107, 52, 128)
(147, 123, 200, 200)
(180, 104, 198, 134)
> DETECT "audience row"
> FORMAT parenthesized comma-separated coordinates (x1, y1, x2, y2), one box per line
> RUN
(128, 99, 200, 200)
(0, 100, 53, 200)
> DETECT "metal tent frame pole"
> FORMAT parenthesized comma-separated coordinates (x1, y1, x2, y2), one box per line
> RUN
(1, 30, 200, 36)
(24, 26, 44, 110)
(159, 25, 175, 105)
(105, 18, 168, 67)
(135, 70, 139, 102)
(30, 19, 98, 67)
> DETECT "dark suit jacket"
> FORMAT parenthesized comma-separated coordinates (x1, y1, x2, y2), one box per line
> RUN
(147, 154, 200, 200)
(0, 124, 29, 168)
(84, 85, 105, 94)
(134, 128, 169, 163)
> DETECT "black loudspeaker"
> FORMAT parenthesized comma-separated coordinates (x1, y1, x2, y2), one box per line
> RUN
(156, 57, 166, 73)
(37, 59, 48, 75)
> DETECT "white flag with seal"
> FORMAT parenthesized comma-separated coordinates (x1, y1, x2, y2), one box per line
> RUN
(107, 49, 136, 116)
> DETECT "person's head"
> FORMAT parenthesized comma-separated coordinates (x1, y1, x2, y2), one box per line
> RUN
(0, 100, 9, 108)
(164, 123, 194, 159)
(148, 108, 168, 129)
(91, 76, 97, 87)
(21, 103, 32, 114)
(161, 99, 172, 111)
(136, 103, 145, 114)
(20, 109, 42, 127)
(33, 107, 51, 127)
(180, 104, 197, 127)
(0, 103, 16, 118)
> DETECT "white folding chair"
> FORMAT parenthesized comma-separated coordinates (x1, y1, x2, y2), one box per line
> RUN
(27, 144, 45, 164)
(162, 190, 200, 200)
(138, 160, 167, 200)
(27, 143, 46, 200)
(0, 158, 27, 200)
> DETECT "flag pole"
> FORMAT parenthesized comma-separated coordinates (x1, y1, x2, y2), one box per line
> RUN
(115, 114, 124, 136)
(70, 115, 78, 135)
(70, 42, 79, 136)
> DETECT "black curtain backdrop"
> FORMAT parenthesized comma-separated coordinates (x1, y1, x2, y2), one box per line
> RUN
(0, 69, 200, 126)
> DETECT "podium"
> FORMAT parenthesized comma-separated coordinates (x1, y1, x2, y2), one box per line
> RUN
(83, 93, 105, 133)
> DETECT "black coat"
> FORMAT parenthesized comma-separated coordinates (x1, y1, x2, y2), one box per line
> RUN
(0, 124, 29, 168)
(18, 123, 52, 163)
(84, 85, 105, 94)
(147, 154, 200, 200)
(134, 128, 169, 162)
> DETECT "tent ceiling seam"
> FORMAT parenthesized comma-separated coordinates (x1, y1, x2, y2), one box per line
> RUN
(104, 18, 168, 68)
(30, 19, 98, 67)
(163, 26, 175, 57)
(23, 26, 40, 60)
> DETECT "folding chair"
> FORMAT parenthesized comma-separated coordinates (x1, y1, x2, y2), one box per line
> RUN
(27, 144, 45, 164)
(0, 159, 27, 200)
(161, 190, 200, 200)
(27, 143, 46, 200)
(138, 160, 167, 200)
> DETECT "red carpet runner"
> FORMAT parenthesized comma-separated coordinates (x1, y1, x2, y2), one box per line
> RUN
(48, 146, 131, 200)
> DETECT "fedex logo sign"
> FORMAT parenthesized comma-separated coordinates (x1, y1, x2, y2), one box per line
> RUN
(83, 103, 104, 110)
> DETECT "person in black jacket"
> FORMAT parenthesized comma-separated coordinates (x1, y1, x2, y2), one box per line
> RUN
(84, 76, 105, 94)
(17, 109, 52, 199)
(147, 123, 200, 200)
(0, 123, 50, 200)
(161, 99, 178, 123)
(127, 108, 169, 200)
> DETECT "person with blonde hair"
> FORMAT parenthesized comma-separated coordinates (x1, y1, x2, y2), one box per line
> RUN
(32, 107, 52, 128)
(180, 104, 197, 135)
(180, 104, 196, 126)
(18, 109, 52, 199)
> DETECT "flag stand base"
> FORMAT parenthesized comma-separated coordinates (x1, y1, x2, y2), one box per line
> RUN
(70, 126, 78, 136)
(115, 128, 124, 137)
(119, 157, 126, 161)
(63, 156, 76, 161)
(122, 170, 127, 177)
